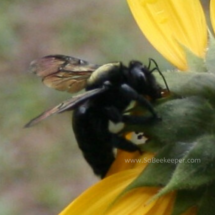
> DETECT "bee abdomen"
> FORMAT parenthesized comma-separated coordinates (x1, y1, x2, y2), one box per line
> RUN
(72, 104, 115, 178)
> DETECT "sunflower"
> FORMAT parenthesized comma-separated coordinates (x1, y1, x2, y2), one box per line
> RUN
(59, 1, 215, 215)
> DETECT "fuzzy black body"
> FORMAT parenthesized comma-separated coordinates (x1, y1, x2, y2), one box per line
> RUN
(72, 85, 134, 177)
(26, 56, 165, 178)
(73, 100, 116, 177)
(72, 61, 162, 177)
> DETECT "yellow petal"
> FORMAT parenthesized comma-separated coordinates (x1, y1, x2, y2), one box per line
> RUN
(59, 151, 155, 215)
(106, 188, 175, 215)
(127, 0, 207, 70)
(59, 157, 176, 215)
(59, 169, 143, 215)
(106, 150, 155, 177)
(210, 0, 215, 34)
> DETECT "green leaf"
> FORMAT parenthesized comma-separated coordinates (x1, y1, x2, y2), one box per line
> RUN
(205, 30, 215, 74)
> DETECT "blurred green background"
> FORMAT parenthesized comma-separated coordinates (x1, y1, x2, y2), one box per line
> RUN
(3, 0, 206, 214)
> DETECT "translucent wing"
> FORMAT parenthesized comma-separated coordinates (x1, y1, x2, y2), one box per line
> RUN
(29, 55, 99, 93)
(25, 87, 107, 128)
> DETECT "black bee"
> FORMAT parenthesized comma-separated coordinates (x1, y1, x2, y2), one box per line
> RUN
(25, 55, 168, 178)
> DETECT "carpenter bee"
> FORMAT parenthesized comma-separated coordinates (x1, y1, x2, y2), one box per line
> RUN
(25, 55, 169, 178)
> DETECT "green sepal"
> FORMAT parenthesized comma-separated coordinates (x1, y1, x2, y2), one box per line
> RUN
(109, 142, 186, 208)
(171, 189, 204, 215)
(126, 71, 215, 119)
(153, 135, 215, 199)
(155, 71, 215, 107)
(197, 183, 215, 215)
(123, 72, 215, 155)
(114, 61, 215, 212)
(126, 96, 215, 152)
(205, 30, 215, 74)
(182, 45, 206, 73)
(123, 141, 194, 190)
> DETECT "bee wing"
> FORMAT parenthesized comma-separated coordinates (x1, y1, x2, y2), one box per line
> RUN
(24, 87, 107, 128)
(29, 55, 99, 93)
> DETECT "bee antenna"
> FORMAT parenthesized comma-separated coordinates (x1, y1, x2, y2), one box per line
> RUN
(147, 58, 170, 92)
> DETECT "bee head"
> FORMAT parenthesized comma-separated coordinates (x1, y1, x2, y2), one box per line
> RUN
(127, 60, 162, 99)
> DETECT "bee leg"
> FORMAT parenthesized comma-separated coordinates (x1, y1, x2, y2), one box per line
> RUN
(120, 84, 159, 119)
(111, 134, 140, 152)
(122, 114, 160, 125)
(106, 106, 160, 126)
